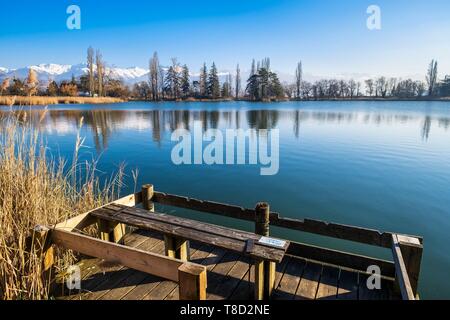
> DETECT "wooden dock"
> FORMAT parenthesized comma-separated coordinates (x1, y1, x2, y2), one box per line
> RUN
(31, 184, 423, 301)
(53, 230, 399, 300)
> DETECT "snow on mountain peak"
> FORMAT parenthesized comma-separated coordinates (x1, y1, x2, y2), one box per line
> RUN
(30, 63, 73, 75)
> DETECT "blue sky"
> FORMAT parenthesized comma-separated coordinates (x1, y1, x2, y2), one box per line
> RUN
(1, 0, 449, 78)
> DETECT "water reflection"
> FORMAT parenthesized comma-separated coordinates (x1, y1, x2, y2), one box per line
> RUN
(1, 107, 449, 152)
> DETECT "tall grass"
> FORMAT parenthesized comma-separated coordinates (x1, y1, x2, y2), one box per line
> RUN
(0, 96, 125, 106)
(0, 107, 124, 299)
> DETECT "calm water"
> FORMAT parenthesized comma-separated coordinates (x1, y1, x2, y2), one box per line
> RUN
(2, 101, 450, 299)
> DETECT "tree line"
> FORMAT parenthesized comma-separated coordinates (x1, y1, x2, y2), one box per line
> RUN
(1, 48, 449, 101)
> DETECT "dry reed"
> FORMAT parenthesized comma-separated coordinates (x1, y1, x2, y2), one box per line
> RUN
(0, 106, 124, 299)
(0, 96, 125, 106)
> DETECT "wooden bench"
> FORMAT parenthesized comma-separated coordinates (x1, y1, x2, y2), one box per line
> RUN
(30, 225, 207, 300)
(90, 203, 290, 300)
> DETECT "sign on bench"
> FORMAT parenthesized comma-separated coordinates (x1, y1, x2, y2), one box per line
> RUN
(258, 236, 287, 249)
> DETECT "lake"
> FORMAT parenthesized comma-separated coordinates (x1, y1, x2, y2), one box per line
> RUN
(2, 100, 449, 299)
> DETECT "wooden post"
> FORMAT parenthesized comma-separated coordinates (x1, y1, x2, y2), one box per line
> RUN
(142, 184, 154, 211)
(178, 263, 207, 300)
(97, 219, 111, 242)
(397, 234, 423, 297)
(143, 184, 190, 260)
(255, 202, 270, 236)
(164, 236, 176, 258)
(176, 239, 190, 261)
(254, 202, 275, 300)
(30, 225, 55, 291)
(112, 223, 126, 244)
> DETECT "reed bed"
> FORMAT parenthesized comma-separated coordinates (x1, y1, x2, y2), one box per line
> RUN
(0, 96, 125, 106)
(0, 107, 125, 299)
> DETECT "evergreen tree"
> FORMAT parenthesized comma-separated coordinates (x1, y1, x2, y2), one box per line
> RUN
(246, 73, 260, 100)
(246, 58, 284, 100)
(199, 63, 208, 97)
(269, 72, 284, 99)
(207, 62, 220, 99)
(250, 59, 256, 76)
(164, 58, 181, 99)
(181, 64, 191, 97)
(47, 80, 58, 96)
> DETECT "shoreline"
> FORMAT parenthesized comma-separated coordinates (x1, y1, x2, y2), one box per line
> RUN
(0, 96, 126, 106)
(0, 95, 449, 107)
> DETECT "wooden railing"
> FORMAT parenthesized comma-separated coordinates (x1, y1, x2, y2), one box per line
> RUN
(30, 196, 208, 300)
(130, 185, 423, 300)
(34, 184, 423, 301)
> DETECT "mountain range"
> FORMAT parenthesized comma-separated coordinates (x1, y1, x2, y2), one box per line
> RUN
(0, 63, 420, 88)
(0, 63, 308, 88)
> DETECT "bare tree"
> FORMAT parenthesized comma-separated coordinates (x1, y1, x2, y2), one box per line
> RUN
(1, 78, 10, 96)
(26, 69, 38, 96)
(87, 46, 95, 96)
(365, 79, 374, 97)
(235, 64, 241, 99)
(348, 79, 356, 98)
(96, 50, 104, 96)
(149, 51, 160, 100)
(426, 59, 438, 96)
(295, 61, 302, 99)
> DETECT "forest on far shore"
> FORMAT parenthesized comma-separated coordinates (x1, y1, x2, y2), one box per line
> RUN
(1, 48, 449, 102)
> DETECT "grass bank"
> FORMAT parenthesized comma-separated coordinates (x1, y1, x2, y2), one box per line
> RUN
(0, 96, 125, 106)
(0, 109, 124, 299)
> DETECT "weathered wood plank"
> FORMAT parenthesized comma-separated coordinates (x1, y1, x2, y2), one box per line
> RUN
(206, 251, 240, 300)
(229, 264, 255, 300)
(97, 239, 165, 300)
(152, 192, 256, 221)
(115, 205, 290, 251)
(316, 266, 339, 300)
(207, 255, 251, 300)
(295, 261, 322, 300)
(178, 263, 207, 300)
(67, 232, 159, 300)
(391, 234, 415, 300)
(337, 269, 358, 300)
(51, 229, 199, 283)
(149, 191, 422, 248)
(91, 208, 286, 263)
(120, 241, 170, 300)
(287, 241, 395, 278)
(273, 257, 305, 300)
(397, 234, 423, 296)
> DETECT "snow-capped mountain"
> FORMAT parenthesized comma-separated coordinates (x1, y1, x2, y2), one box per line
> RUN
(0, 63, 150, 86)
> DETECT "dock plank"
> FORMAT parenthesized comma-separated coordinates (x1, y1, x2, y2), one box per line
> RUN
(295, 261, 322, 300)
(337, 269, 359, 300)
(316, 265, 339, 300)
(54, 230, 398, 301)
(273, 257, 305, 300)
